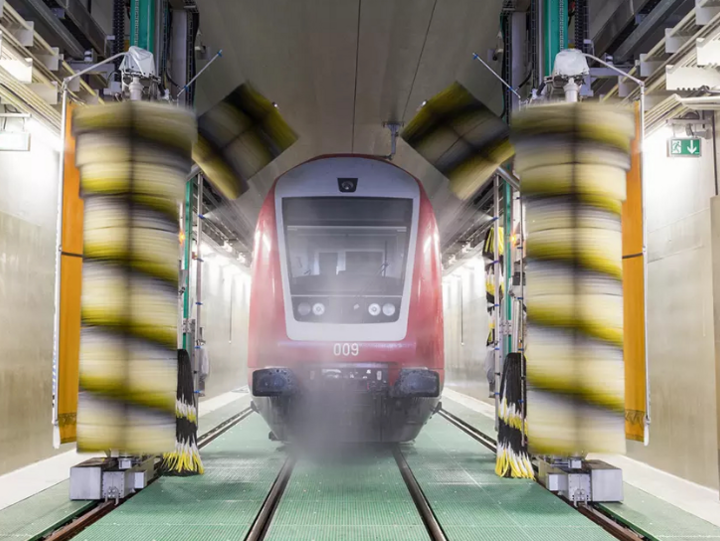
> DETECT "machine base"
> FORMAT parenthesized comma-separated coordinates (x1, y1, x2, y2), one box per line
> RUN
(538, 458, 624, 503)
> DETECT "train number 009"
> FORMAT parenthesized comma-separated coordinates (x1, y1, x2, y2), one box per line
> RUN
(333, 343, 359, 356)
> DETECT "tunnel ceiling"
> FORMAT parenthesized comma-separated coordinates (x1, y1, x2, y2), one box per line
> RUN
(195, 0, 506, 251)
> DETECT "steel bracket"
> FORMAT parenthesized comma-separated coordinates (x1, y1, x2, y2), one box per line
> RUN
(665, 28, 694, 54)
(36, 48, 61, 71)
(639, 53, 662, 77)
(666, 64, 720, 90)
(5, 21, 34, 47)
(696, 0, 720, 26)
(697, 33, 720, 66)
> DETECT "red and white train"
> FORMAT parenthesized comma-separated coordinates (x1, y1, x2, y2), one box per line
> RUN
(248, 155, 444, 442)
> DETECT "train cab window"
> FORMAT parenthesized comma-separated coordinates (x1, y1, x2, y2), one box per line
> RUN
(282, 197, 412, 322)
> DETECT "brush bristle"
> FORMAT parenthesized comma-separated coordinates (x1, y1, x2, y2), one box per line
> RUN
(161, 349, 204, 476)
(495, 352, 534, 479)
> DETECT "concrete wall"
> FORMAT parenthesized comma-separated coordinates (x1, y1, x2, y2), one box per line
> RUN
(0, 120, 62, 475)
(443, 259, 492, 402)
(630, 128, 719, 489)
(197, 255, 251, 399)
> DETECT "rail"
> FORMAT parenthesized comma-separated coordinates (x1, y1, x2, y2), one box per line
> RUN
(41, 407, 255, 540)
(438, 407, 646, 541)
(244, 457, 295, 541)
(393, 444, 449, 541)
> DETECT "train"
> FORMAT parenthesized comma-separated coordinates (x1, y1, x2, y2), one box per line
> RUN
(248, 155, 444, 443)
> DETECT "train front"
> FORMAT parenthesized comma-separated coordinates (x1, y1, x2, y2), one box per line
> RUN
(248, 155, 444, 443)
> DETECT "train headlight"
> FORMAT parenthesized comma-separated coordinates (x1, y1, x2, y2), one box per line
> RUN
(297, 302, 311, 316)
(312, 302, 325, 316)
(382, 303, 396, 317)
(368, 303, 381, 317)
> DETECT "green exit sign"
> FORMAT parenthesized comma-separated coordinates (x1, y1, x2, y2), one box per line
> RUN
(668, 138, 701, 157)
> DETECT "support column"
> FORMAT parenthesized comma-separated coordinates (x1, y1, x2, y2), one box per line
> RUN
(130, 0, 156, 52)
(543, 0, 567, 77)
(709, 194, 720, 490)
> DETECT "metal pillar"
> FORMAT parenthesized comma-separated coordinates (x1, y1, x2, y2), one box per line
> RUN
(543, 0, 567, 77)
(194, 175, 205, 396)
(493, 175, 502, 430)
(130, 0, 156, 52)
(182, 178, 193, 351)
(504, 181, 513, 356)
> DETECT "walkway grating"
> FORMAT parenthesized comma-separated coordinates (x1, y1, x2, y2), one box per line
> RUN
(0, 481, 93, 540)
(75, 413, 285, 541)
(404, 414, 615, 541)
(198, 393, 252, 437)
(264, 448, 431, 541)
(443, 394, 720, 541)
(599, 484, 720, 540)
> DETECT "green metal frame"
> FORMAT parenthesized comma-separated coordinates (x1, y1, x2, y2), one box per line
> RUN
(130, 0, 156, 52)
(504, 182, 513, 356)
(182, 179, 193, 350)
(543, 0, 567, 77)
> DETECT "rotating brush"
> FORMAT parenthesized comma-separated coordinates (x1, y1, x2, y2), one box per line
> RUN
(401, 82, 513, 200)
(513, 102, 634, 456)
(161, 349, 203, 476)
(495, 352, 534, 479)
(74, 102, 195, 455)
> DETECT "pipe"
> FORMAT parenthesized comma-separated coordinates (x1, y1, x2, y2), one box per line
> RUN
(585, 52, 651, 442)
(194, 174, 205, 396)
(50, 87, 68, 447)
(518, 192, 526, 445)
(472, 52, 522, 100)
(496, 166, 521, 191)
(177, 49, 222, 98)
(638, 84, 651, 445)
(504, 182, 513, 357)
(536, 0, 546, 82)
(182, 179, 193, 351)
(493, 174, 501, 431)
(61, 52, 137, 91)
(564, 80, 579, 102)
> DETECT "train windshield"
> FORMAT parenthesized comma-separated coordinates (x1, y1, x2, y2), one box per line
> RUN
(282, 197, 413, 296)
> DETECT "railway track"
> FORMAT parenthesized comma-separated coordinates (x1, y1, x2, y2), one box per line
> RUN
(242, 444, 449, 541)
(46, 405, 647, 541)
(436, 407, 648, 541)
(44, 407, 255, 541)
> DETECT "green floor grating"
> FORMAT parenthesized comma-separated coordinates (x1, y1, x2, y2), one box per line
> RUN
(598, 484, 720, 540)
(441, 396, 497, 437)
(264, 449, 431, 541)
(198, 392, 252, 437)
(75, 413, 285, 541)
(0, 481, 93, 540)
(404, 415, 616, 541)
(443, 394, 720, 541)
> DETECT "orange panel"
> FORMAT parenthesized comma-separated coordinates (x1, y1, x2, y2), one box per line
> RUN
(58, 102, 83, 444)
(61, 103, 83, 254)
(622, 103, 646, 442)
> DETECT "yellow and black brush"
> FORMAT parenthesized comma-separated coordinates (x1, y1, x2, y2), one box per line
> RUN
(495, 352, 534, 479)
(161, 349, 203, 476)
(74, 102, 195, 455)
(193, 82, 298, 200)
(401, 82, 513, 200)
(513, 102, 634, 457)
